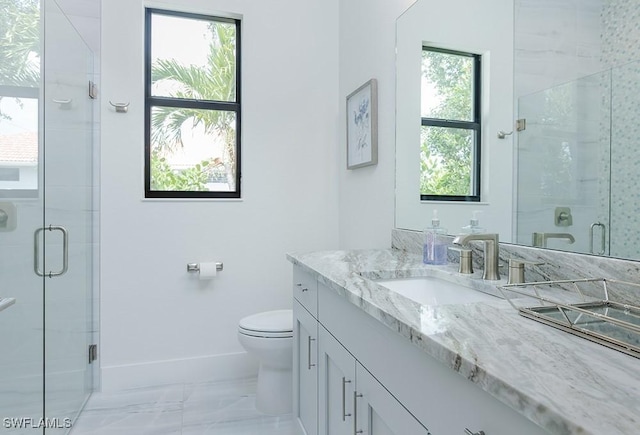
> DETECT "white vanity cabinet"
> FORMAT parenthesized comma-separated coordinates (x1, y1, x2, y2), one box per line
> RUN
(292, 265, 548, 435)
(293, 267, 319, 435)
(293, 299, 318, 435)
(318, 324, 431, 435)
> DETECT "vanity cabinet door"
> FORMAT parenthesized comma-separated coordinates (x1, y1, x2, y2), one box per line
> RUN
(318, 325, 356, 435)
(355, 362, 432, 435)
(293, 300, 318, 435)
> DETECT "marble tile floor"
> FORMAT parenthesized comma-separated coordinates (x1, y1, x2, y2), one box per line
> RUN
(68, 378, 294, 435)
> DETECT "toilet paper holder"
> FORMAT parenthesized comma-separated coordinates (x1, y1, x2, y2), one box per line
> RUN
(187, 262, 224, 273)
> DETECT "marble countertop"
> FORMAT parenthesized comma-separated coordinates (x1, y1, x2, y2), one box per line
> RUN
(287, 249, 640, 435)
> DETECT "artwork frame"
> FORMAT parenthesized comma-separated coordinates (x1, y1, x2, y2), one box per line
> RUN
(346, 78, 378, 169)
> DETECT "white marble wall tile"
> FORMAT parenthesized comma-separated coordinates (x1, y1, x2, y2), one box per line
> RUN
(515, 0, 603, 97)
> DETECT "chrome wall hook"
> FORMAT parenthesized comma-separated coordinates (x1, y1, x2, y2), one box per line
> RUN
(109, 101, 130, 113)
(497, 130, 513, 139)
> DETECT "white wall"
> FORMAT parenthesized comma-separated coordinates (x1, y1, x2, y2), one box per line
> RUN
(337, 0, 415, 249)
(100, 0, 339, 390)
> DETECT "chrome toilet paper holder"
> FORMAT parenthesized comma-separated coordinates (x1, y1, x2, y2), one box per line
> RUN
(187, 262, 224, 273)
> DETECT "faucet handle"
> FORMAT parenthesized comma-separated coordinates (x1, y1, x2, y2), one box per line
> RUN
(507, 259, 544, 284)
(448, 247, 473, 274)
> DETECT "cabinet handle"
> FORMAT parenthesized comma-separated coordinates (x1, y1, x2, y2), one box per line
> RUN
(296, 283, 309, 292)
(464, 429, 485, 435)
(307, 336, 316, 370)
(342, 377, 352, 421)
(353, 391, 363, 434)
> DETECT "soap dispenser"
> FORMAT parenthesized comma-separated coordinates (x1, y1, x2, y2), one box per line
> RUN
(461, 210, 486, 234)
(423, 210, 448, 265)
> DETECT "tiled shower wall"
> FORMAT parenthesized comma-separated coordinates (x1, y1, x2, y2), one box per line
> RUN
(514, 0, 607, 254)
(514, 0, 640, 260)
(603, 1, 640, 259)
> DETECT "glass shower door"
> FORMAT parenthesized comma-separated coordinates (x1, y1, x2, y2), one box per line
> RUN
(0, 1, 94, 432)
(515, 70, 611, 255)
(42, 0, 95, 431)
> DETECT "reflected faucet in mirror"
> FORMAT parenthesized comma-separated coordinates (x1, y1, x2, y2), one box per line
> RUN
(452, 233, 500, 281)
(532, 232, 575, 248)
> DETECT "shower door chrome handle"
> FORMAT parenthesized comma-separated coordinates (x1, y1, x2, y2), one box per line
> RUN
(589, 222, 606, 255)
(34, 225, 69, 278)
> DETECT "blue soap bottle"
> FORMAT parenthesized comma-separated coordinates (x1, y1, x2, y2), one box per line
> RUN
(423, 210, 448, 265)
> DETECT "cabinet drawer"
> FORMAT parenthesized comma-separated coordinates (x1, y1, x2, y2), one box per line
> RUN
(293, 266, 318, 317)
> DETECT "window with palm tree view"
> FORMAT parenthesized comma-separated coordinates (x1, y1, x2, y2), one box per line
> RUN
(421, 47, 481, 201)
(145, 9, 241, 198)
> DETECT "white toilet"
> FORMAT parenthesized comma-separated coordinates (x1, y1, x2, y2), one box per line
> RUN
(238, 309, 293, 415)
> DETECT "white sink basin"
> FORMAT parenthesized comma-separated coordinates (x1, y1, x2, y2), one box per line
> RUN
(375, 276, 498, 306)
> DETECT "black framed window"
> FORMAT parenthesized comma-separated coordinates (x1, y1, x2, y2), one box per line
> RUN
(420, 47, 481, 202)
(145, 9, 241, 198)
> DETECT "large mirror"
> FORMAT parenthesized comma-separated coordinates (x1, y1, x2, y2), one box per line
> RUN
(396, 0, 640, 261)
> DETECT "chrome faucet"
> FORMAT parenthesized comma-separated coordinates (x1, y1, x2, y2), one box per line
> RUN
(531, 232, 575, 248)
(452, 233, 500, 280)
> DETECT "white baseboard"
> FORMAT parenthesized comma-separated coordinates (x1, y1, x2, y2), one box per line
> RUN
(99, 352, 258, 391)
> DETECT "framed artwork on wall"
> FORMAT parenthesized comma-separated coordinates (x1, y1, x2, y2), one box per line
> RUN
(346, 78, 378, 169)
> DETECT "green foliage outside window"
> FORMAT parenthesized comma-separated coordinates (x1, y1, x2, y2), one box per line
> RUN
(150, 151, 211, 191)
(421, 126, 473, 195)
(0, 0, 39, 124)
(0, 0, 39, 87)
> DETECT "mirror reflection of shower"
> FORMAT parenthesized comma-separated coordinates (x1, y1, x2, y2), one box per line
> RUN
(516, 59, 640, 260)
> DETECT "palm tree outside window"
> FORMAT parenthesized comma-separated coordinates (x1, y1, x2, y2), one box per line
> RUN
(144, 9, 241, 198)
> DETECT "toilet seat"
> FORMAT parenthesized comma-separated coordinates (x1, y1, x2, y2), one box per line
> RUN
(238, 328, 293, 338)
(238, 309, 293, 339)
